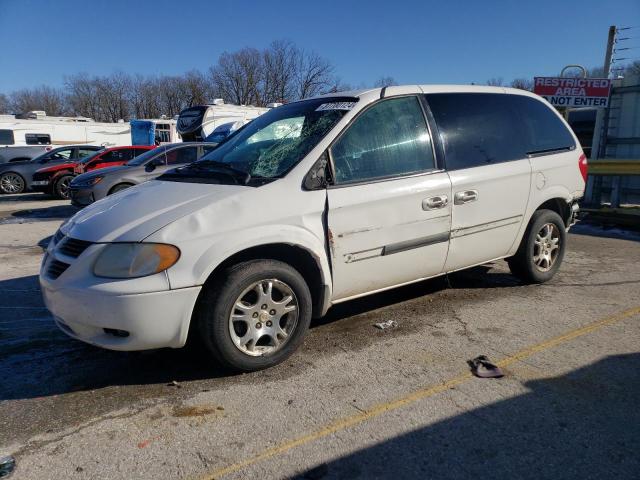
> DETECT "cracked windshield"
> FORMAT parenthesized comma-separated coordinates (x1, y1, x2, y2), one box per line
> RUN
(196, 98, 354, 178)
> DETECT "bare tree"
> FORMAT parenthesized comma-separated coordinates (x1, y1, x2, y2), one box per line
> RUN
(210, 48, 263, 106)
(179, 70, 215, 108)
(0, 93, 9, 114)
(8, 85, 67, 115)
(486, 77, 504, 86)
(295, 51, 335, 100)
(374, 76, 397, 87)
(262, 40, 300, 103)
(510, 78, 533, 91)
(65, 73, 101, 120)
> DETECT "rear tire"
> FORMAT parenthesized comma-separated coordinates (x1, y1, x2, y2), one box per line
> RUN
(196, 259, 312, 372)
(507, 209, 566, 284)
(54, 175, 74, 199)
(0, 172, 25, 194)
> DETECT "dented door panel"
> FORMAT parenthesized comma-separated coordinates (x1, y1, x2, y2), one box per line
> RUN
(327, 172, 452, 300)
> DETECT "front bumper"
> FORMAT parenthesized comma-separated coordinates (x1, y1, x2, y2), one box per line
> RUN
(69, 187, 94, 207)
(42, 282, 201, 350)
(30, 180, 51, 192)
(40, 238, 201, 350)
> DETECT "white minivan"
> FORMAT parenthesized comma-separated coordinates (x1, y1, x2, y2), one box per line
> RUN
(41, 85, 587, 371)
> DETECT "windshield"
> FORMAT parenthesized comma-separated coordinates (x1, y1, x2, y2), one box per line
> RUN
(127, 146, 165, 166)
(194, 98, 356, 179)
(32, 148, 73, 164)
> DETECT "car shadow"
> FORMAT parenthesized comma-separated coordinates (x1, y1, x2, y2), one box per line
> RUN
(10, 204, 78, 221)
(570, 219, 640, 242)
(293, 353, 640, 480)
(315, 264, 520, 327)
(0, 265, 520, 401)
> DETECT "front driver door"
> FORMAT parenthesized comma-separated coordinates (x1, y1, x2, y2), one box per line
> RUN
(327, 95, 452, 301)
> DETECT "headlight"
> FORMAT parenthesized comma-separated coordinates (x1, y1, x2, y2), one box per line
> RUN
(73, 176, 103, 188)
(93, 243, 180, 278)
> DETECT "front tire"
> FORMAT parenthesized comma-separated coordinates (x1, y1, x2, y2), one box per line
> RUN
(0, 172, 25, 194)
(54, 174, 74, 199)
(196, 260, 312, 372)
(508, 209, 566, 283)
(109, 183, 133, 195)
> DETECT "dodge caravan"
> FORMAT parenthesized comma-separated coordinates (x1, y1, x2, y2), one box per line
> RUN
(41, 85, 586, 371)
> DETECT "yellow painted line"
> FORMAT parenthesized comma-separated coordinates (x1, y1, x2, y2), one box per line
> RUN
(198, 305, 640, 480)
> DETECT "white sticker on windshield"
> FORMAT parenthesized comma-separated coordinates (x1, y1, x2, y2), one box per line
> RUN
(316, 102, 356, 111)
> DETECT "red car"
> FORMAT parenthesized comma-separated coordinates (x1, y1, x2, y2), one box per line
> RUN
(32, 145, 155, 199)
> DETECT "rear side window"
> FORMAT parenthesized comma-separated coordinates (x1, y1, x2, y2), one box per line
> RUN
(510, 95, 575, 154)
(426, 93, 524, 170)
(78, 148, 98, 159)
(25, 133, 51, 145)
(0, 129, 15, 145)
(331, 96, 435, 184)
(166, 146, 197, 165)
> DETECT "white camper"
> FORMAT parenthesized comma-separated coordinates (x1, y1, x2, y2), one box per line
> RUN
(177, 100, 271, 142)
(0, 112, 131, 147)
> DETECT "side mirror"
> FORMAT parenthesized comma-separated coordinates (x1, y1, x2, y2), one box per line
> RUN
(145, 162, 156, 173)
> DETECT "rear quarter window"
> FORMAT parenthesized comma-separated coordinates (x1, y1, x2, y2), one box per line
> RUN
(510, 95, 576, 154)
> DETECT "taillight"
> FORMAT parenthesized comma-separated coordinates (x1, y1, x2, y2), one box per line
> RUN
(578, 154, 588, 182)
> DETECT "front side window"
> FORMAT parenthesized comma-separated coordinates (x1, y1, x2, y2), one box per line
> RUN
(25, 133, 51, 145)
(47, 148, 73, 162)
(426, 93, 525, 170)
(331, 96, 435, 184)
(0, 129, 14, 145)
(193, 98, 354, 180)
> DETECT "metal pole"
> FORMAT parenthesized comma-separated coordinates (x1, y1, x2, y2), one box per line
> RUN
(603, 25, 616, 78)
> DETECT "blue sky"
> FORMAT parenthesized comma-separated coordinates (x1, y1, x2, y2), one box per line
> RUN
(0, 0, 638, 93)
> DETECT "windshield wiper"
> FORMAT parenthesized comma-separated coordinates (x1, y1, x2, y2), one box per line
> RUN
(186, 160, 251, 185)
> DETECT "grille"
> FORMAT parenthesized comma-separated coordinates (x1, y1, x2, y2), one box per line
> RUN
(47, 259, 70, 279)
(52, 229, 65, 244)
(58, 237, 93, 258)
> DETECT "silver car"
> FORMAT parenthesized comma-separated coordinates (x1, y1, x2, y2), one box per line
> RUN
(69, 142, 217, 207)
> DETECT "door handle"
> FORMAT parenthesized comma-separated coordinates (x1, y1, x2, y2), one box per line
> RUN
(454, 190, 478, 205)
(422, 195, 448, 210)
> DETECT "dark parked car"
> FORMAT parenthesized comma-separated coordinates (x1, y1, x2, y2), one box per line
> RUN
(69, 143, 217, 207)
(0, 145, 53, 164)
(0, 145, 103, 194)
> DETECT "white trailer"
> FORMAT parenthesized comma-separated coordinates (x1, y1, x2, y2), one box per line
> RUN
(0, 112, 131, 147)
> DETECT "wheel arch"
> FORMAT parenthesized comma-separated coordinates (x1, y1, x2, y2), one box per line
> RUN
(199, 243, 330, 320)
(108, 182, 135, 195)
(534, 197, 572, 227)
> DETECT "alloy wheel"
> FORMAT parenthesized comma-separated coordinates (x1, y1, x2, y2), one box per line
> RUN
(228, 279, 299, 356)
(0, 173, 24, 194)
(533, 223, 561, 272)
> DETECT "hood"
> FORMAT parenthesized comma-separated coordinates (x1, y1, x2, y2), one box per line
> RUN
(73, 165, 129, 183)
(36, 162, 78, 173)
(62, 179, 248, 242)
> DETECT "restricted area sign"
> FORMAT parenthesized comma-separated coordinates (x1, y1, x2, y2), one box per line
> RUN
(533, 77, 612, 107)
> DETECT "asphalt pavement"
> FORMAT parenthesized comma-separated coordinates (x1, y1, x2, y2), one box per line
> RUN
(0, 192, 639, 480)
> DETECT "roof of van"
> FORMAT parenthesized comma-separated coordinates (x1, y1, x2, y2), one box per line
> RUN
(313, 84, 539, 101)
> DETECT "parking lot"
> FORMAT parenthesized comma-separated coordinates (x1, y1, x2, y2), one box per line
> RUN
(1, 192, 639, 479)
